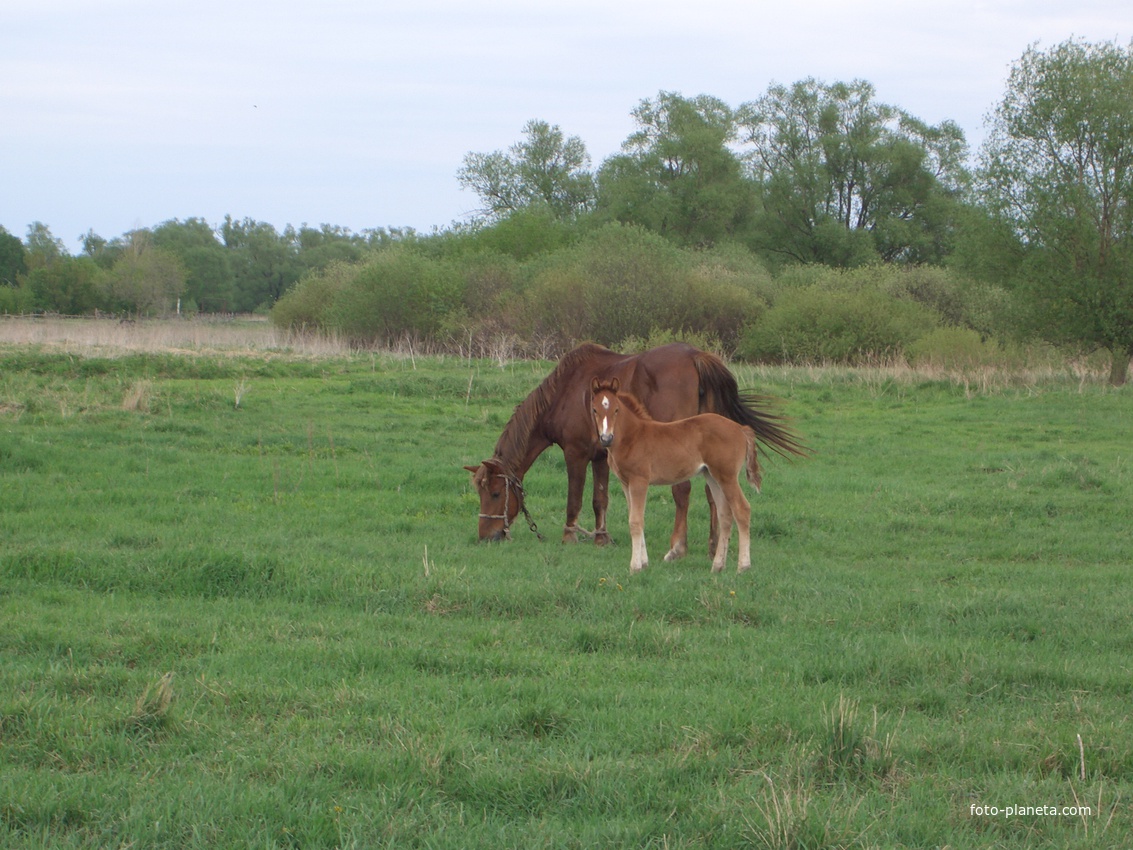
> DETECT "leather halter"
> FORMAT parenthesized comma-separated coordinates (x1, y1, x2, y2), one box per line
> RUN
(478, 472, 542, 540)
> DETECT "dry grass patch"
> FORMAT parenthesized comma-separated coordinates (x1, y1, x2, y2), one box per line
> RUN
(0, 316, 352, 359)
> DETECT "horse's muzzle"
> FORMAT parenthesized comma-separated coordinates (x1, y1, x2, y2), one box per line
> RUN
(599, 434, 613, 448)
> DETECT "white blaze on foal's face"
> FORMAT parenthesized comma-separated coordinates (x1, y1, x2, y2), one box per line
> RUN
(593, 391, 617, 447)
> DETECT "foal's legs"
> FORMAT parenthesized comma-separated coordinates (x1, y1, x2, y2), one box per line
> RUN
(719, 477, 752, 572)
(704, 475, 733, 573)
(705, 472, 753, 573)
(624, 479, 650, 572)
(705, 483, 720, 559)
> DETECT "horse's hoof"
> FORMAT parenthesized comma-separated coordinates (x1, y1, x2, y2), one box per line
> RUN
(630, 562, 647, 573)
(663, 546, 686, 562)
(711, 563, 725, 574)
(562, 531, 579, 544)
(737, 563, 751, 573)
(594, 531, 612, 547)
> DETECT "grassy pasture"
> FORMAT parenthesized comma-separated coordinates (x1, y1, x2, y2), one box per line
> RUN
(1, 325, 1131, 848)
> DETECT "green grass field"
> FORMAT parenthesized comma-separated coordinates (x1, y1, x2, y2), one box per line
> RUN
(1, 339, 1130, 848)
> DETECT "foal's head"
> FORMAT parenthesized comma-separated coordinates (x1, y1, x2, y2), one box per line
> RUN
(590, 377, 622, 448)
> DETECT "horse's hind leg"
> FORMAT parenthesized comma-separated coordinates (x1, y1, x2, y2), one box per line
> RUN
(664, 480, 691, 562)
(704, 475, 732, 573)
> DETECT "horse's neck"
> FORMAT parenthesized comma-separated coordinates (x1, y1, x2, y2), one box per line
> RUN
(494, 343, 613, 477)
(616, 393, 652, 429)
(493, 401, 553, 480)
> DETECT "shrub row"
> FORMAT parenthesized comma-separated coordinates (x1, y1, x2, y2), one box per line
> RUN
(271, 222, 1019, 363)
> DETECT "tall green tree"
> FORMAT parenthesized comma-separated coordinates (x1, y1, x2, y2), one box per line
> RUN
(222, 217, 297, 312)
(738, 79, 967, 267)
(288, 224, 368, 275)
(24, 222, 67, 271)
(102, 230, 185, 316)
(24, 258, 102, 314)
(598, 92, 754, 247)
(0, 226, 27, 286)
(80, 230, 121, 270)
(19, 222, 102, 314)
(458, 120, 595, 221)
(152, 218, 235, 312)
(981, 38, 1133, 385)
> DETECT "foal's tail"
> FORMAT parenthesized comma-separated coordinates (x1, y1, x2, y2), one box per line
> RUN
(743, 426, 763, 493)
(694, 351, 810, 460)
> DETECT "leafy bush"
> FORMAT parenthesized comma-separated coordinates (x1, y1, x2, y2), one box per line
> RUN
(619, 327, 724, 356)
(517, 266, 596, 350)
(957, 280, 1020, 340)
(520, 224, 688, 348)
(678, 247, 771, 348)
(327, 249, 463, 346)
(673, 273, 762, 350)
(458, 206, 581, 261)
(270, 260, 358, 332)
(808, 265, 1020, 341)
(25, 257, 104, 315)
(458, 254, 523, 318)
(907, 327, 1026, 371)
(876, 265, 967, 324)
(737, 286, 938, 363)
(0, 283, 36, 314)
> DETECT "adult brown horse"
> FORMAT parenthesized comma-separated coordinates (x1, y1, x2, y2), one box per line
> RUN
(591, 377, 762, 573)
(465, 342, 806, 558)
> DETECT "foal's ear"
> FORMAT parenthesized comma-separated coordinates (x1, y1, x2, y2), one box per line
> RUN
(590, 376, 602, 394)
(609, 377, 620, 393)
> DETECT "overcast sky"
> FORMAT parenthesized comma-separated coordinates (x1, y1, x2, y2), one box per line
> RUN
(4, 0, 1132, 252)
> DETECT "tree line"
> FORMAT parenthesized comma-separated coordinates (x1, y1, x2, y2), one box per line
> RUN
(0, 217, 412, 317)
(3, 38, 1131, 383)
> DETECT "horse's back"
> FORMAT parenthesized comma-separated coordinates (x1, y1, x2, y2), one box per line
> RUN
(621, 344, 702, 421)
(545, 343, 703, 446)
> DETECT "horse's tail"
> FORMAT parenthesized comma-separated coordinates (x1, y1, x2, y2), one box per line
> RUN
(743, 426, 763, 493)
(694, 351, 810, 460)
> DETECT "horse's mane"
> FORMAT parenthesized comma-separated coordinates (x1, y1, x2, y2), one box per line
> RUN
(614, 389, 654, 421)
(491, 344, 610, 475)
(591, 377, 654, 421)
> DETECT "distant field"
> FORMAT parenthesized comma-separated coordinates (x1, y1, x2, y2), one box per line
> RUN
(0, 315, 349, 359)
(1, 326, 1130, 848)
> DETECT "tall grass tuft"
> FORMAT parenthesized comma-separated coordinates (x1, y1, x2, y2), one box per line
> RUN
(820, 694, 902, 783)
(126, 672, 176, 737)
(743, 767, 865, 850)
(121, 379, 153, 412)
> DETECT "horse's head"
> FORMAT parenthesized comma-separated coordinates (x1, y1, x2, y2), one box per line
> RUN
(589, 377, 621, 449)
(464, 459, 524, 541)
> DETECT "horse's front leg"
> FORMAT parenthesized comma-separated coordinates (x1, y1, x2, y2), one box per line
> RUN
(591, 455, 612, 546)
(626, 480, 649, 573)
(562, 451, 590, 544)
(664, 480, 692, 562)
